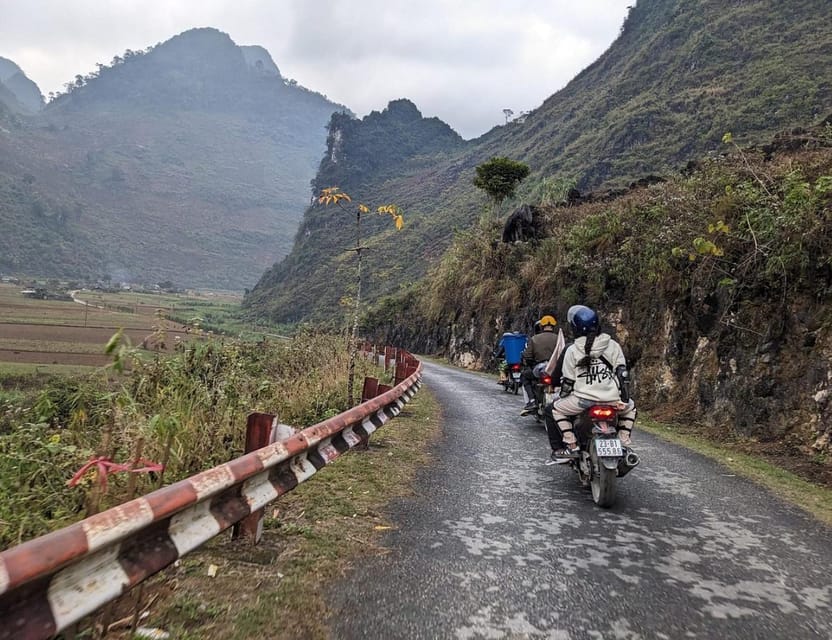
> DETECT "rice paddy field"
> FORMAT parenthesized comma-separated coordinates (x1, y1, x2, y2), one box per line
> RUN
(0, 283, 240, 374)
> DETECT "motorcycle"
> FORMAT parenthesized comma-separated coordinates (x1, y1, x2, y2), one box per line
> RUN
(501, 361, 522, 394)
(569, 404, 640, 508)
(531, 363, 557, 434)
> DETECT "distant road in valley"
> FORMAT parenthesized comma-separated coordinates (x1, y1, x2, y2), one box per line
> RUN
(329, 361, 832, 639)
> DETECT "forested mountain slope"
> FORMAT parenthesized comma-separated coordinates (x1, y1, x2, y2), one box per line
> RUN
(0, 29, 345, 289)
(245, 0, 832, 322)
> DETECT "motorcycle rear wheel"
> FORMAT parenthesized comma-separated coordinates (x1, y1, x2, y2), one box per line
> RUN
(590, 449, 618, 507)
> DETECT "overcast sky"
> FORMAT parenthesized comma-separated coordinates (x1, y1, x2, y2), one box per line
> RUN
(0, 0, 633, 139)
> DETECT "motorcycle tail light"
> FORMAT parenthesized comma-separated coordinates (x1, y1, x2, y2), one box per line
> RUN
(511, 363, 522, 372)
(588, 406, 617, 419)
(541, 374, 553, 385)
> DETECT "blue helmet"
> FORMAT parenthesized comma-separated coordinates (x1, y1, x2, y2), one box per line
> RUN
(567, 305, 599, 337)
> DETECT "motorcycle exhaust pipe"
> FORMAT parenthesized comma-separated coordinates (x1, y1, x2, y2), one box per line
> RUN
(617, 450, 640, 477)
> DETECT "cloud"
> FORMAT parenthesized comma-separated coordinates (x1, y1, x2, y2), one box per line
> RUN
(0, 0, 632, 138)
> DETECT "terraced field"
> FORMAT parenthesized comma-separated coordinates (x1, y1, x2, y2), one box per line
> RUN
(0, 284, 201, 372)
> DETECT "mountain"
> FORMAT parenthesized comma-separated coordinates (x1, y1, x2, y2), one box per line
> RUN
(474, 0, 831, 187)
(244, 0, 832, 322)
(0, 28, 346, 289)
(0, 57, 43, 113)
(243, 99, 464, 319)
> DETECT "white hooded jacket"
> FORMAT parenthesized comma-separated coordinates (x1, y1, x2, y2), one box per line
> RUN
(561, 333, 626, 402)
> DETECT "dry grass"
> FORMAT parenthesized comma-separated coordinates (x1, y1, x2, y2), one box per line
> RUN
(116, 388, 442, 640)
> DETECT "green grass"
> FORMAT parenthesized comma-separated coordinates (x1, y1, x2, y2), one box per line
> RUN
(640, 417, 832, 526)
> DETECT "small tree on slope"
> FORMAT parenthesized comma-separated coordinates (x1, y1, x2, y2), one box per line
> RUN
(473, 156, 531, 214)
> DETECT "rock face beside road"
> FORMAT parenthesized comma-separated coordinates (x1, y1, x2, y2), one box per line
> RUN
(329, 361, 832, 639)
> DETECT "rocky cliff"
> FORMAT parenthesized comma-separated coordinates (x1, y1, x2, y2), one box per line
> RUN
(364, 129, 832, 471)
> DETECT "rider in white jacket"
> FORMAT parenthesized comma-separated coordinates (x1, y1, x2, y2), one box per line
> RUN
(551, 305, 636, 461)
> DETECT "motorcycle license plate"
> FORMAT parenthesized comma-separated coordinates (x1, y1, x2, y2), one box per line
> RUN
(595, 439, 623, 457)
(511, 373, 521, 380)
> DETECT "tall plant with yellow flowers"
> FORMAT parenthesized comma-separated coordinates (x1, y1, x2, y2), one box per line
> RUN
(318, 187, 404, 405)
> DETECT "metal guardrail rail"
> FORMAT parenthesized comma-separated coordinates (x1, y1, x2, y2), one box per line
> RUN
(0, 349, 422, 640)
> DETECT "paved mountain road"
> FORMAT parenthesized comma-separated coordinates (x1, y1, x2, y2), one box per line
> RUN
(329, 361, 832, 639)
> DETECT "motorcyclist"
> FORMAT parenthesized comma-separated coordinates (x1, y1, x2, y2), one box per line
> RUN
(493, 331, 527, 384)
(550, 305, 636, 462)
(519, 314, 559, 415)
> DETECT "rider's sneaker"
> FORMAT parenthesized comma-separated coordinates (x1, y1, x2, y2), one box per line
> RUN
(520, 401, 536, 416)
(548, 449, 572, 465)
(552, 446, 579, 460)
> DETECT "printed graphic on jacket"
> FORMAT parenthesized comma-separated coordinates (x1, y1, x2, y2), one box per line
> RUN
(578, 360, 614, 386)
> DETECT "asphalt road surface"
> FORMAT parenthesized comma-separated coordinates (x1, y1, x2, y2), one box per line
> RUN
(329, 361, 832, 639)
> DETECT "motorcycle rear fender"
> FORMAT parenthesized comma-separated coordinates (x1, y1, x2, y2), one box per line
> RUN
(591, 421, 617, 435)
(600, 457, 620, 471)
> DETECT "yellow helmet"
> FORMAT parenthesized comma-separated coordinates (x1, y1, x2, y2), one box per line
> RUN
(539, 314, 557, 327)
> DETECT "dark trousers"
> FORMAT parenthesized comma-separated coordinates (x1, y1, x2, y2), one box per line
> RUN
(545, 409, 566, 450)
(520, 367, 536, 401)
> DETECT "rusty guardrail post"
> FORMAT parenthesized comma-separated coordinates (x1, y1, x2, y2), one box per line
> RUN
(232, 412, 275, 543)
(361, 377, 380, 402)
(394, 356, 419, 386)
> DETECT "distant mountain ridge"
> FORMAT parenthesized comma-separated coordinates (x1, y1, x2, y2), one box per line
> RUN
(0, 57, 43, 113)
(0, 28, 347, 288)
(244, 0, 832, 322)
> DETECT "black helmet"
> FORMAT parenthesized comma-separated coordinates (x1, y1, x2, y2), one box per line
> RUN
(567, 305, 599, 337)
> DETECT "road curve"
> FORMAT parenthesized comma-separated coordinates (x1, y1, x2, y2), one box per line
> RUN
(329, 361, 832, 639)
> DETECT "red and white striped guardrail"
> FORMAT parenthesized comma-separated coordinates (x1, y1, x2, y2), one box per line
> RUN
(0, 350, 422, 640)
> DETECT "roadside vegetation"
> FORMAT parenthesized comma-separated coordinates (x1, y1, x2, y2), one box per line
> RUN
(367, 130, 832, 349)
(0, 283, 388, 548)
(0, 281, 437, 640)
(420, 135, 832, 323)
(137, 389, 441, 640)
